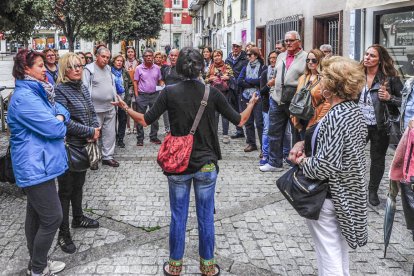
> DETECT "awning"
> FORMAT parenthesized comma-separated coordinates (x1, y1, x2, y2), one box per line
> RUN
(346, 0, 411, 10)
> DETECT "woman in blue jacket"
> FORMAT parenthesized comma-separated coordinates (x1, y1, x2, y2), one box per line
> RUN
(7, 49, 69, 276)
(237, 47, 266, 153)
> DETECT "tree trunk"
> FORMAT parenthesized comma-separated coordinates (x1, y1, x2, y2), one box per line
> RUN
(135, 39, 139, 59)
(108, 29, 113, 52)
(67, 33, 75, 52)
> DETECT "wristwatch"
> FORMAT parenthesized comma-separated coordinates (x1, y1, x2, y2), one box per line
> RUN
(123, 106, 130, 112)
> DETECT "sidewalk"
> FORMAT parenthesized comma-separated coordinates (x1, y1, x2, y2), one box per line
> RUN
(0, 123, 413, 275)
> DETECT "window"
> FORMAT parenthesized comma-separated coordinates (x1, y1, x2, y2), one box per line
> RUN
(241, 0, 247, 18)
(173, 13, 181, 26)
(314, 12, 343, 56)
(173, 0, 182, 8)
(374, 7, 414, 78)
(227, 3, 232, 24)
(217, 12, 222, 27)
(266, 15, 304, 56)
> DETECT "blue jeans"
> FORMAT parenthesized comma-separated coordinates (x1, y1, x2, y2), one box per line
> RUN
(167, 167, 218, 261)
(241, 97, 263, 147)
(283, 123, 292, 158)
(262, 111, 269, 158)
(268, 98, 292, 168)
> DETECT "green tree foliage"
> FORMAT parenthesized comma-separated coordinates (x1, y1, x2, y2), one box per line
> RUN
(80, 0, 164, 44)
(0, 0, 45, 41)
(43, 0, 129, 51)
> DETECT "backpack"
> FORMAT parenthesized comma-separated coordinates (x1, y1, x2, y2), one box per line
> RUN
(289, 79, 319, 120)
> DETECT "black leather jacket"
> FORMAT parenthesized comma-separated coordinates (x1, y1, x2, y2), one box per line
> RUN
(360, 71, 403, 130)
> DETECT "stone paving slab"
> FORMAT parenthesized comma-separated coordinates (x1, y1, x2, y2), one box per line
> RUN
(0, 193, 126, 276)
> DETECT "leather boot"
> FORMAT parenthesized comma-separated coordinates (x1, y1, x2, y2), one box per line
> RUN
(369, 190, 380, 206)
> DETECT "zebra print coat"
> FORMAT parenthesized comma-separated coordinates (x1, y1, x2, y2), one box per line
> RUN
(303, 101, 368, 249)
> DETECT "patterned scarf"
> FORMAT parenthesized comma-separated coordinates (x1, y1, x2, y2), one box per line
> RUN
(125, 59, 138, 71)
(243, 59, 260, 99)
(111, 67, 125, 95)
(24, 74, 55, 105)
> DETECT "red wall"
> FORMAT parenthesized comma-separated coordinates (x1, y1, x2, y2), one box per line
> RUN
(181, 12, 192, 24)
(164, 12, 172, 24)
(164, 0, 171, 8)
(182, 0, 188, 8)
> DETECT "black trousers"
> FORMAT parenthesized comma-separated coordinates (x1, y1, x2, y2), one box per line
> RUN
(24, 179, 62, 274)
(57, 170, 87, 232)
(117, 108, 127, 142)
(366, 125, 390, 193)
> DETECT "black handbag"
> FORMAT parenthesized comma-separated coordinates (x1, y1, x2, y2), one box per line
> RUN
(280, 62, 297, 103)
(289, 79, 320, 120)
(387, 111, 402, 145)
(400, 181, 414, 230)
(65, 141, 90, 172)
(276, 166, 328, 220)
(276, 120, 329, 220)
(0, 146, 15, 183)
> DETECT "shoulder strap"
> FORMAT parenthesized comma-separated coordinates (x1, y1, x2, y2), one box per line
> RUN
(281, 62, 286, 86)
(190, 85, 210, 135)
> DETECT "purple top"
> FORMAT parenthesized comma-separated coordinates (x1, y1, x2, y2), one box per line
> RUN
(134, 63, 162, 93)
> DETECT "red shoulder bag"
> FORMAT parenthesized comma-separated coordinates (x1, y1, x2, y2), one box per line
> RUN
(157, 85, 210, 173)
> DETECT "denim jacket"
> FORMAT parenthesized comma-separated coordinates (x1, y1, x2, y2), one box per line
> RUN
(400, 78, 414, 132)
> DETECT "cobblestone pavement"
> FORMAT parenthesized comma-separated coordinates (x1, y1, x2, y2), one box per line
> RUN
(1, 57, 413, 275)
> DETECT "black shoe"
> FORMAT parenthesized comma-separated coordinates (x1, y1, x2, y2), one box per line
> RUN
(90, 163, 99, 170)
(72, 216, 100, 228)
(244, 145, 258, 152)
(150, 138, 162, 144)
(117, 141, 125, 148)
(230, 133, 245, 139)
(136, 141, 144, 146)
(58, 231, 76, 254)
(102, 159, 119, 167)
(369, 191, 380, 206)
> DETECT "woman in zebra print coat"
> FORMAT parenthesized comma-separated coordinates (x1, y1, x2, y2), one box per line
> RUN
(291, 56, 367, 276)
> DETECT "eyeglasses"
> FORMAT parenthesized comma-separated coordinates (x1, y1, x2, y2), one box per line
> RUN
(67, 64, 83, 70)
(306, 58, 318, 64)
(144, 55, 153, 58)
(284, 39, 298, 44)
(232, 45, 241, 48)
(247, 53, 255, 57)
(269, 56, 277, 59)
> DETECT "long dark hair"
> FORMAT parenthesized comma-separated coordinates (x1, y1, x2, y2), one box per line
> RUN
(364, 44, 398, 77)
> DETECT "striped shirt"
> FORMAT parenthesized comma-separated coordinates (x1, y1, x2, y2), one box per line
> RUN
(55, 82, 100, 143)
(303, 101, 368, 249)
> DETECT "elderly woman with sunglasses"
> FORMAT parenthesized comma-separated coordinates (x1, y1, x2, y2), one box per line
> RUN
(8, 49, 69, 275)
(291, 49, 331, 135)
(54, 53, 101, 254)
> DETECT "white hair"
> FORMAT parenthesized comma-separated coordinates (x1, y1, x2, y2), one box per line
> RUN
(285, 31, 301, 41)
(320, 44, 333, 52)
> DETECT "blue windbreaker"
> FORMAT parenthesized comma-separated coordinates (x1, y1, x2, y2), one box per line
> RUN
(7, 80, 70, 187)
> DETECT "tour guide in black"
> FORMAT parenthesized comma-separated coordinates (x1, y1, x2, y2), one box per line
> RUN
(112, 47, 258, 276)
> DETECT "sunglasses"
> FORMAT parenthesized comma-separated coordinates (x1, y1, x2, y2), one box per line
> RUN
(285, 39, 298, 43)
(306, 58, 318, 64)
(67, 64, 83, 70)
(247, 53, 256, 57)
(46, 54, 56, 58)
(232, 45, 241, 48)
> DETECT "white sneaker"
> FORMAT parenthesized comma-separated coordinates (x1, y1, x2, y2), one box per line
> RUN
(29, 259, 66, 276)
(259, 163, 282, 172)
(222, 135, 230, 144)
(47, 259, 65, 274)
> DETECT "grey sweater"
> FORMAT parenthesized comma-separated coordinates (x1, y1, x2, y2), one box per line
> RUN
(270, 49, 307, 104)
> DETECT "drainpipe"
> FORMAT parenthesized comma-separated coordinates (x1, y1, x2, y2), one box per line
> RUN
(362, 8, 366, 54)
(250, 0, 255, 42)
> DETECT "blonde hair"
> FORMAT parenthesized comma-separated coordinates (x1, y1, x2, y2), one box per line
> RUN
(154, 51, 162, 58)
(321, 56, 365, 101)
(56, 53, 82, 84)
(111, 54, 125, 66)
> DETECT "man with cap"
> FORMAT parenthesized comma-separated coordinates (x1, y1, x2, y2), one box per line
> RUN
(225, 41, 248, 139)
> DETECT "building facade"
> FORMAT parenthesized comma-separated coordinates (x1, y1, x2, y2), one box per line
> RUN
(158, 0, 193, 52)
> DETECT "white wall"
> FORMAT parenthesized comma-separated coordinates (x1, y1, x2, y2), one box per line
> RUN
(255, 0, 350, 54)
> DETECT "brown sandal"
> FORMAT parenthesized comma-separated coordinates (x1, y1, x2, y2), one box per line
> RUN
(163, 260, 182, 276)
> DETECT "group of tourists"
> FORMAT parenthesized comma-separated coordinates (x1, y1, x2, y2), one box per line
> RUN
(6, 27, 414, 276)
